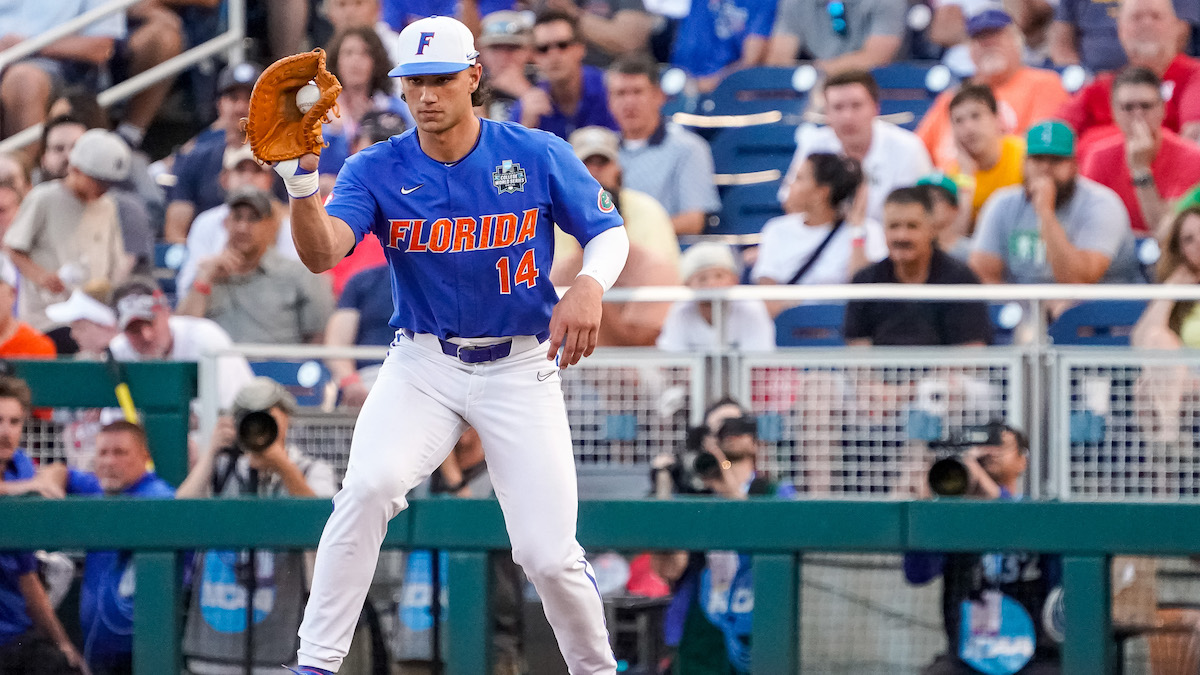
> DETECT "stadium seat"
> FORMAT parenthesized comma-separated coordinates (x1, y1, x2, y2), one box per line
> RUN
(248, 360, 332, 408)
(989, 302, 1024, 346)
(708, 181, 784, 235)
(774, 303, 846, 347)
(871, 62, 952, 130)
(701, 66, 812, 118)
(153, 242, 187, 300)
(1047, 300, 1150, 346)
(708, 123, 797, 178)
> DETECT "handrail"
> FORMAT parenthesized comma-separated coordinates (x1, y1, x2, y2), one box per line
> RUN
(0, 0, 246, 155)
(0, 0, 142, 72)
(597, 283, 1200, 303)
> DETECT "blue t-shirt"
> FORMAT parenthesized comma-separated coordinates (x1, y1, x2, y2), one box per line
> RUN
(671, 0, 776, 78)
(0, 450, 38, 648)
(325, 119, 623, 339)
(168, 132, 227, 212)
(508, 66, 619, 140)
(67, 470, 174, 665)
(382, 0, 514, 30)
(339, 265, 397, 368)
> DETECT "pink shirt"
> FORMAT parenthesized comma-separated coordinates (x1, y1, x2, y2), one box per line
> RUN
(1080, 129, 1200, 234)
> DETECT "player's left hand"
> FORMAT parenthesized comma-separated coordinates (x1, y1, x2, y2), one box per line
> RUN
(547, 276, 604, 369)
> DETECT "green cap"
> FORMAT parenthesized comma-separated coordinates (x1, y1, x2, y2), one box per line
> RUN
(1175, 184, 1200, 214)
(1025, 120, 1075, 157)
(916, 172, 958, 201)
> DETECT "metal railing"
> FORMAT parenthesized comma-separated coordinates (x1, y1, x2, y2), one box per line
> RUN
(0, 0, 246, 154)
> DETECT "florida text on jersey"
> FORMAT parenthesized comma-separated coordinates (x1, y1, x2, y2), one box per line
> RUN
(326, 119, 623, 340)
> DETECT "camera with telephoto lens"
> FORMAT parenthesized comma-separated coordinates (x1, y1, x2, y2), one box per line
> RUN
(235, 408, 279, 453)
(926, 422, 1006, 496)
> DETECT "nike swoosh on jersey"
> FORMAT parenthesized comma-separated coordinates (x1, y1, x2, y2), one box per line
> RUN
(537, 370, 556, 381)
(401, 184, 424, 194)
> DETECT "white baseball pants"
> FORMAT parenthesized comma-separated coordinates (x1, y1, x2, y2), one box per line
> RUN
(297, 333, 617, 674)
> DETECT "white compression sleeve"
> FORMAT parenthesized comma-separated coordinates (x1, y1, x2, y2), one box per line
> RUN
(576, 226, 629, 292)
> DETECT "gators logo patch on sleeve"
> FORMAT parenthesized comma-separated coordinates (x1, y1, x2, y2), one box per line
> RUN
(598, 189, 615, 213)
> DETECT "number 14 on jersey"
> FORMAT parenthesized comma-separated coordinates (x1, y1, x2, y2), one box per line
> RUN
(495, 249, 538, 294)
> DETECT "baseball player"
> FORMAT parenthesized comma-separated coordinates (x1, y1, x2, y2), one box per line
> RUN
(275, 16, 629, 675)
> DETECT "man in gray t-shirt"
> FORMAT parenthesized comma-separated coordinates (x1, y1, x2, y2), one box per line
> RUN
(765, 0, 905, 72)
(970, 120, 1141, 285)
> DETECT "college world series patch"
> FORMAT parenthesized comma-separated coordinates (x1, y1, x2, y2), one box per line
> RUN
(493, 160, 527, 194)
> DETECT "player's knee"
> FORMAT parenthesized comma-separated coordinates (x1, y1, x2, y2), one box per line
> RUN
(339, 471, 409, 512)
(511, 546, 575, 582)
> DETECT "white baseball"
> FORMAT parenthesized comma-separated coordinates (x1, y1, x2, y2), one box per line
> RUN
(296, 83, 320, 113)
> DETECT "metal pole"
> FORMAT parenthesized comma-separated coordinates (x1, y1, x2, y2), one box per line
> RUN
(227, 0, 248, 64)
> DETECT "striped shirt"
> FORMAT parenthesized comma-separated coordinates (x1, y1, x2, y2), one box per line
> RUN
(619, 123, 721, 218)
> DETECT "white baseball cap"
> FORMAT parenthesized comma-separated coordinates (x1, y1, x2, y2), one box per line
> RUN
(45, 288, 118, 328)
(68, 129, 131, 183)
(679, 242, 738, 284)
(389, 16, 479, 77)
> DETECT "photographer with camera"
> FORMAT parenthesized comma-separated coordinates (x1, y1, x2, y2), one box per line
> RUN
(651, 398, 794, 674)
(176, 377, 335, 674)
(904, 423, 1061, 675)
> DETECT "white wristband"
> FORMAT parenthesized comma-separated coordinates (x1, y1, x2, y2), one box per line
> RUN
(273, 158, 320, 199)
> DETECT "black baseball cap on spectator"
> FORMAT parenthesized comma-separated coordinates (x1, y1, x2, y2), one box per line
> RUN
(226, 186, 272, 220)
(718, 415, 758, 441)
(357, 110, 408, 145)
(217, 62, 263, 96)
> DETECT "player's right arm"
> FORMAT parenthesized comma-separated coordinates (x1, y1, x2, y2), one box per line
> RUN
(276, 153, 358, 274)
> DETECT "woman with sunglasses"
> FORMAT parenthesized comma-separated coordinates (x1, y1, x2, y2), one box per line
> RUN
(752, 152, 887, 317)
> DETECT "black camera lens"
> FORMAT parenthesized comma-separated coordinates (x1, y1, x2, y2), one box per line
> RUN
(237, 410, 279, 453)
(928, 456, 970, 496)
(693, 451, 721, 480)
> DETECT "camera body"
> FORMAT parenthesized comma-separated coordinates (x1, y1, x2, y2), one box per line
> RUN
(926, 422, 1006, 496)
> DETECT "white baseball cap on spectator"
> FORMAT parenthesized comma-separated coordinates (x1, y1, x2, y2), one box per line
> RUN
(46, 288, 118, 328)
(389, 16, 479, 77)
(68, 129, 131, 183)
(679, 242, 738, 284)
(569, 126, 620, 163)
(222, 143, 259, 171)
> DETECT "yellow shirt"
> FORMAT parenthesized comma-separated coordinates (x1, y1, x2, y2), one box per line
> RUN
(1179, 302, 1200, 348)
(553, 188, 680, 267)
(949, 135, 1026, 225)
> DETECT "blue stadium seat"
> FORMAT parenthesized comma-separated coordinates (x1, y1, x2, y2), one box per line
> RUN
(774, 303, 846, 347)
(153, 243, 187, 302)
(871, 62, 953, 130)
(989, 302, 1024, 346)
(708, 123, 798, 177)
(702, 66, 811, 118)
(248, 360, 332, 407)
(708, 181, 784, 235)
(1047, 300, 1149, 346)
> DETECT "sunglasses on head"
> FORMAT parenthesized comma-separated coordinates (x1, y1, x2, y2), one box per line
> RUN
(827, 1, 847, 36)
(535, 39, 575, 54)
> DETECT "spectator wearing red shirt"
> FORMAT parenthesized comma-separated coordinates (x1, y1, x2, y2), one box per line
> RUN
(1058, 0, 1200, 163)
(1082, 67, 1200, 237)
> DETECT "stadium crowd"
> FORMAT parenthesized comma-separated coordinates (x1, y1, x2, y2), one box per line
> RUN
(2, 0, 1200, 672)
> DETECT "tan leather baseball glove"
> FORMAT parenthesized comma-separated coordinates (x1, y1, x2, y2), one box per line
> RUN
(243, 48, 342, 163)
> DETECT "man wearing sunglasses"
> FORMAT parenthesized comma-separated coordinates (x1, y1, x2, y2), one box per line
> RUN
(1081, 66, 1200, 237)
(513, 10, 619, 139)
(764, 0, 904, 74)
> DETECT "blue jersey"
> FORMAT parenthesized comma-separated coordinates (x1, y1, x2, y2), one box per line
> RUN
(0, 450, 37, 648)
(326, 119, 624, 340)
(671, 0, 776, 78)
(67, 470, 175, 665)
